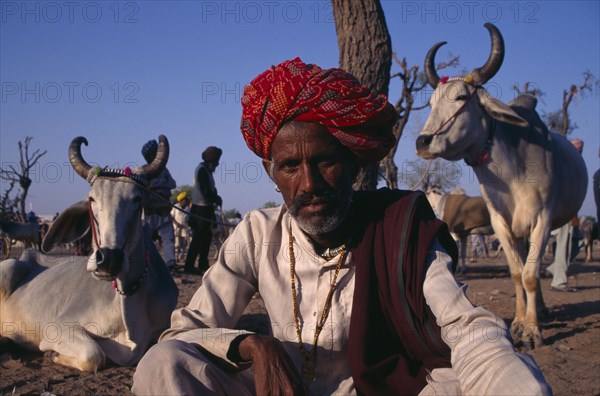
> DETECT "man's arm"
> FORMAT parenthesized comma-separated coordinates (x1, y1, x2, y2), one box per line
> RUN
(197, 166, 222, 206)
(423, 238, 552, 395)
(159, 215, 259, 368)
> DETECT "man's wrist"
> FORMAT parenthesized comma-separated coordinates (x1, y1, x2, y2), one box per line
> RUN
(226, 334, 254, 363)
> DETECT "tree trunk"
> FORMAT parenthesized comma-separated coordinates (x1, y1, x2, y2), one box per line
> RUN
(332, 0, 392, 191)
(381, 114, 408, 189)
(561, 89, 570, 136)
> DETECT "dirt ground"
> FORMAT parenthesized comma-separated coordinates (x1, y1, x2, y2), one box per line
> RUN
(1, 246, 599, 396)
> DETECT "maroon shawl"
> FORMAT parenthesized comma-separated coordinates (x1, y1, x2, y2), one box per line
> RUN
(348, 189, 458, 395)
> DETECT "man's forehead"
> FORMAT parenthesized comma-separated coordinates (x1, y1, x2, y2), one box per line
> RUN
(271, 122, 343, 159)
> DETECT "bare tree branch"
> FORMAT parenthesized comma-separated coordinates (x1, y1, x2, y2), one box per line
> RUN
(543, 71, 598, 136)
(0, 136, 47, 221)
(381, 52, 460, 189)
(511, 82, 545, 98)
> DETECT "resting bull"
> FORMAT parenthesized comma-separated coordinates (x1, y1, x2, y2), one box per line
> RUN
(0, 135, 178, 371)
(416, 23, 587, 348)
(0, 220, 40, 255)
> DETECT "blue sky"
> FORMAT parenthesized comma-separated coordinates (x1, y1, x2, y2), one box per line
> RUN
(1, 0, 599, 218)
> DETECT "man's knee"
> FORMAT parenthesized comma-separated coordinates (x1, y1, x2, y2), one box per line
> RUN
(133, 339, 253, 395)
(133, 340, 205, 395)
(135, 340, 187, 377)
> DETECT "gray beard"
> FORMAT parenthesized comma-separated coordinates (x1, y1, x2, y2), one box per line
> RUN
(287, 190, 353, 236)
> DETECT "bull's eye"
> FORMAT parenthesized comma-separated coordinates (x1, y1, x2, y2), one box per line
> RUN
(88, 197, 95, 203)
(456, 94, 469, 101)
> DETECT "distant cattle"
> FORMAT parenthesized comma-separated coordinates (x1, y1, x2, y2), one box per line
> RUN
(0, 135, 178, 371)
(0, 220, 40, 256)
(416, 23, 587, 349)
(580, 216, 598, 262)
(425, 188, 494, 273)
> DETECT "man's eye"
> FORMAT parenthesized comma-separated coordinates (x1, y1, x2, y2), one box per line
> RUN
(278, 165, 297, 175)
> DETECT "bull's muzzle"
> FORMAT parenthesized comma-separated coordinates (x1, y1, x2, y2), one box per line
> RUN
(416, 134, 434, 156)
(94, 247, 124, 278)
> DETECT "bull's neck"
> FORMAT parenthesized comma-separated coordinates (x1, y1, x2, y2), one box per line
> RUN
(464, 116, 495, 167)
(113, 230, 150, 296)
(468, 118, 518, 195)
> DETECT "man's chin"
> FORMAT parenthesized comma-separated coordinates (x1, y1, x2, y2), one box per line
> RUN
(293, 211, 344, 236)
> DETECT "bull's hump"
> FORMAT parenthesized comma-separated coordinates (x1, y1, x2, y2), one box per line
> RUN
(508, 94, 537, 112)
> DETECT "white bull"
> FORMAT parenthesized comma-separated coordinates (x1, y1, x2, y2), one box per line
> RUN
(0, 135, 178, 371)
(416, 23, 587, 349)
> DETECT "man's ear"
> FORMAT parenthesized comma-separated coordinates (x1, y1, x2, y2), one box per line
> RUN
(262, 159, 274, 181)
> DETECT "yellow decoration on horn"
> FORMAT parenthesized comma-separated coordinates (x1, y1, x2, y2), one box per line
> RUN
(465, 75, 473, 84)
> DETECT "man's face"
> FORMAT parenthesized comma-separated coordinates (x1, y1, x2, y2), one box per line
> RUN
(266, 121, 356, 236)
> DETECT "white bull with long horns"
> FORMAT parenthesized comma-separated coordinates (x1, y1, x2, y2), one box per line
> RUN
(416, 23, 587, 349)
(0, 135, 178, 371)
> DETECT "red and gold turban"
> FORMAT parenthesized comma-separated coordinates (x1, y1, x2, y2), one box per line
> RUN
(240, 57, 397, 163)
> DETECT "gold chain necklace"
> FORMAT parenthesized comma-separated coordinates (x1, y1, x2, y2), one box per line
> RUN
(288, 221, 347, 381)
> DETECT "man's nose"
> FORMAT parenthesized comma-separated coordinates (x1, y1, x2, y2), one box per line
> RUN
(299, 163, 325, 194)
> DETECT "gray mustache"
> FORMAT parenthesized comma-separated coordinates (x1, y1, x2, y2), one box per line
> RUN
(288, 191, 341, 213)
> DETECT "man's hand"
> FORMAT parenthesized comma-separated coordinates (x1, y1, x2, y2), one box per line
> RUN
(238, 334, 308, 395)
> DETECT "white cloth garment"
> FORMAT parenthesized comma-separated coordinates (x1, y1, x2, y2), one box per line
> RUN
(133, 206, 551, 395)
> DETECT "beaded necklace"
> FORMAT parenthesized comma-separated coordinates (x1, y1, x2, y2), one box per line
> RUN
(288, 221, 347, 380)
(319, 244, 345, 260)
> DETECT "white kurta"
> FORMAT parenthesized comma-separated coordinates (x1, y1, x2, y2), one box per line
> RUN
(156, 206, 550, 395)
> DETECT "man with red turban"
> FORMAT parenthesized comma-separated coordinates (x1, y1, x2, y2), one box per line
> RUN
(134, 59, 550, 395)
(240, 57, 397, 164)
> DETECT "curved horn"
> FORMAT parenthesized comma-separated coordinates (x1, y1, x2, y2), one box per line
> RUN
(471, 23, 505, 84)
(140, 135, 169, 179)
(69, 137, 92, 180)
(424, 41, 447, 88)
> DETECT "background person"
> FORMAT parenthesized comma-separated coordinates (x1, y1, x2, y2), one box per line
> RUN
(141, 139, 177, 268)
(546, 138, 585, 292)
(172, 192, 191, 265)
(184, 146, 222, 275)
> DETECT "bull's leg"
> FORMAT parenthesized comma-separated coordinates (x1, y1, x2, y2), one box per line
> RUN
(480, 234, 490, 258)
(521, 224, 550, 349)
(459, 234, 468, 273)
(39, 323, 106, 372)
(508, 240, 528, 344)
(489, 217, 528, 344)
(3, 235, 12, 257)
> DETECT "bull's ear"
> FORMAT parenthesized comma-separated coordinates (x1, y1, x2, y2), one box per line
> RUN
(478, 90, 529, 128)
(42, 201, 90, 253)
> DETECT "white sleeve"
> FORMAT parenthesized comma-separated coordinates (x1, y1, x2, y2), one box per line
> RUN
(422, 238, 552, 395)
(159, 214, 260, 368)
